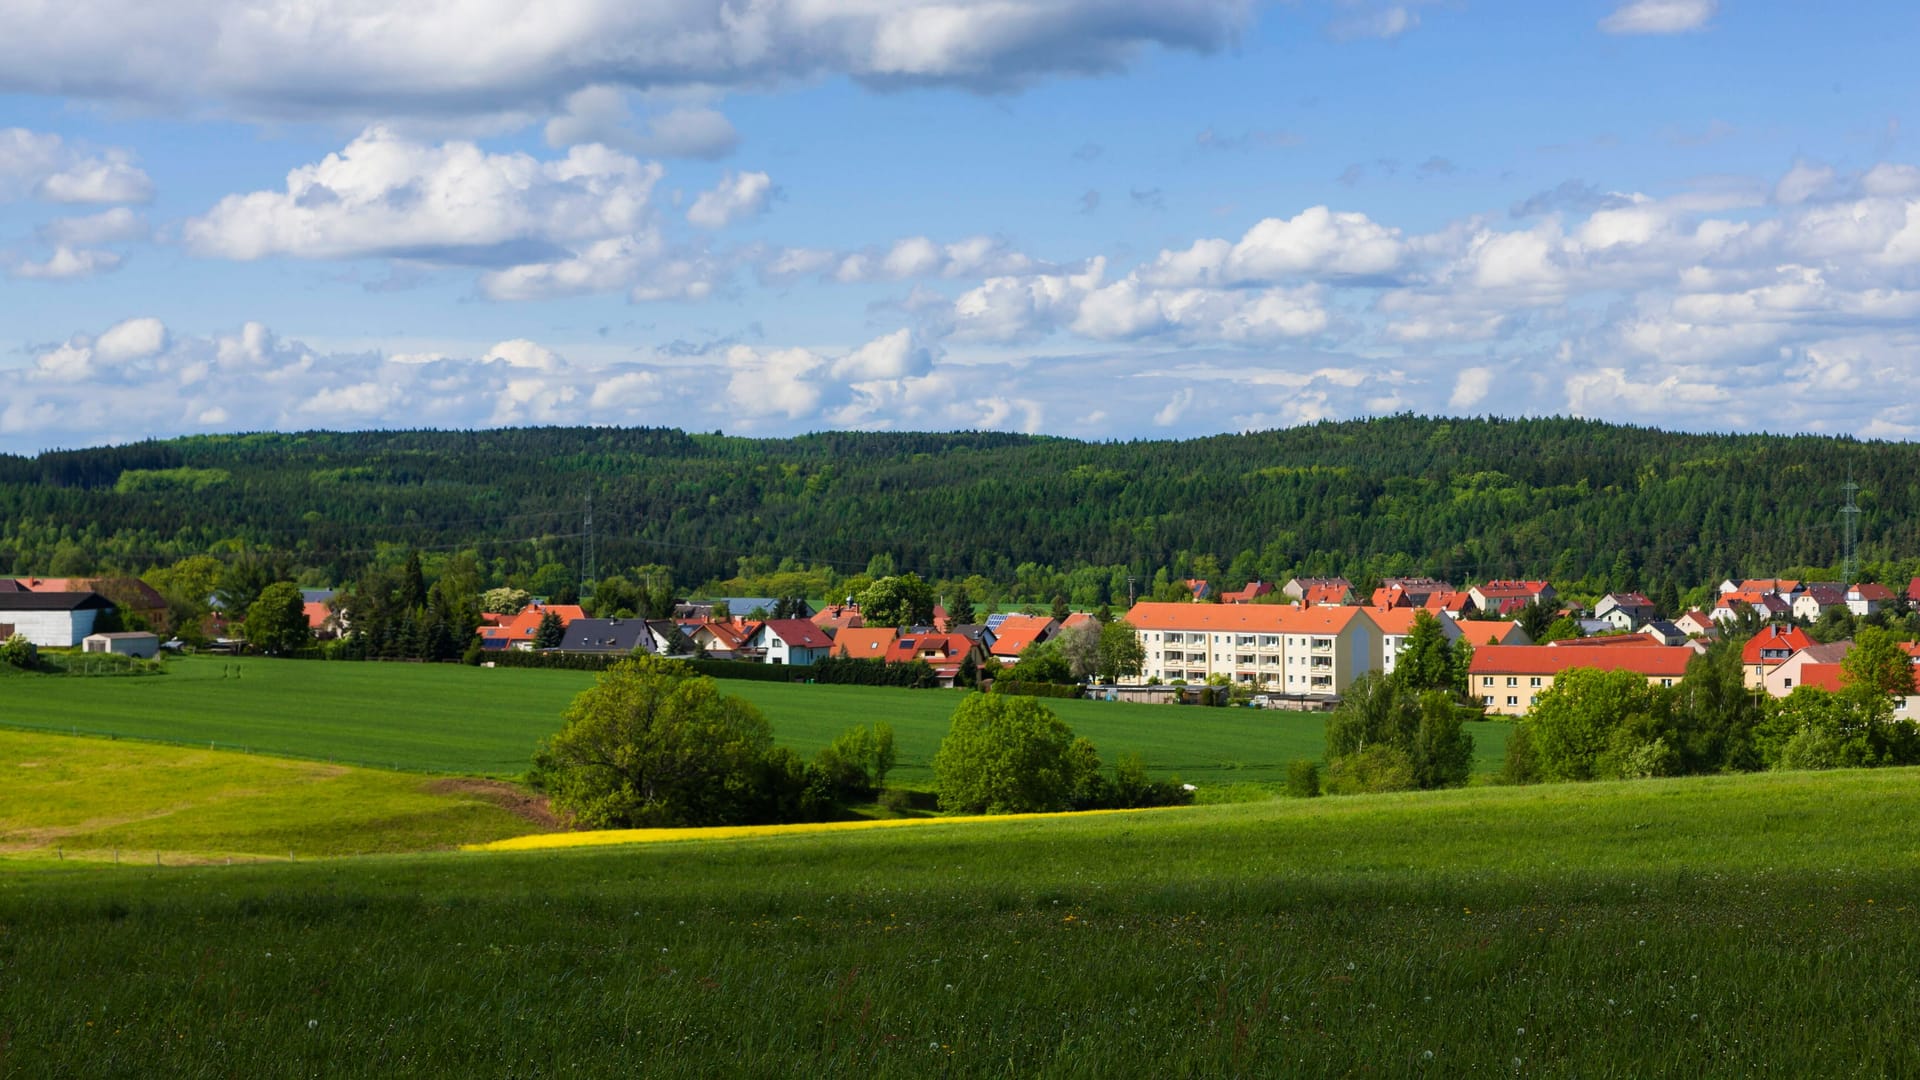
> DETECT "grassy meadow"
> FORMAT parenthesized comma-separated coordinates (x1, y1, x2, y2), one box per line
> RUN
(0, 730, 541, 863)
(0, 655, 1511, 785)
(1, 767, 1916, 1076)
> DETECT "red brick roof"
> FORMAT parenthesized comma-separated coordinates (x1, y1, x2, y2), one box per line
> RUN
(1794, 662, 1846, 693)
(1469, 645, 1693, 678)
(1454, 619, 1526, 645)
(1848, 583, 1895, 602)
(833, 627, 898, 657)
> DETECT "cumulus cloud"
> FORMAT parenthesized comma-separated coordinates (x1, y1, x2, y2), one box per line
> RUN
(0, 1, 1254, 122)
(0, 128, 153, 204)
(7, 246, 123, 280)
(1599, 0, 1717, 35)
(186, 127, 662, 262)
(545, 87, 739, 160)
(37, 207, 150, 246)
(761, 234, 1037, 285)
(687, 171, 774, 229)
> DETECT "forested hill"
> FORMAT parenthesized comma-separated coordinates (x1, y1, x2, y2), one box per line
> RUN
(2, 416, 1914, 595)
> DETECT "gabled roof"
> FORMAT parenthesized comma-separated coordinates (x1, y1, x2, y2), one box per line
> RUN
(303, 601, 334, 630)
(886, 632, 980, 675)
(989, 614, 1058, 657)
(1599, 592, 1654, 609)
(1364, 607, 1451, 635)
(1741, 624, 1813, 664)
(1453, 619, 1529, 645)
(693, 620, 751, 650)
(560, 618, 658, 654)
(1794, 663, 1847, 693)
(1468, 645, 1693, 678)
(1473, 580, 1553, 598)
(16, 576, 165, 609)
(1423, 591, 1474, 613)
(1061, 611, 1099, 630)
(833, 627, 899, 658)
(0, 590, 114, 611)
(1222, 582, 1276, 604)
(1301, 583, 1351, 606)
(812, 604, 864, 633)
(758, 618, 834, 649)
(1123, 601, 1377, 635)
(0, 578, 24, 592)
(1847, 583, 1895, 601)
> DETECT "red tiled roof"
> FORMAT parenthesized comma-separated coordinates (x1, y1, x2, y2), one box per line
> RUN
(1454, 619, 1526, 645)
(989, 614, 1057, 657)
(760, 619, 834, 649)
(1794, 662, 1847, 693)
(1423, 591, 1473, 613)
(813, 605, 865, 633)
(1302, 584, 1350, 606)
(1741, 624, 1813, 665)
(303, 602, 332, 630)
(1223, 582, 1276, 604)
(1468, 645, 1693, 678)
(1848, 583, 1895, 601)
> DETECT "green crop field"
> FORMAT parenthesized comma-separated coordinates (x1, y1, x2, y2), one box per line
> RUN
(0, 656, 1510, 785)
(2, 767, 1916, 1076)
(0, 730, 542, 863)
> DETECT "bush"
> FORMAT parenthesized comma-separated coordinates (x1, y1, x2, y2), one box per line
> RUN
(1284, 759, 1322, 798)
(878, 787, 916, 815)
(487, 649, 814, 682)
(933, 694, 1099, 814)
(1, 633, 42, 671)
(1322, 744, 1418, 795)
(531, 655, 801, 828)
(813, 723, 897, 800)
(1501, 722, 1540, 785)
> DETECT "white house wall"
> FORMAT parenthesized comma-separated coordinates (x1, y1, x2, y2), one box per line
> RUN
(1, 609, 96, 647)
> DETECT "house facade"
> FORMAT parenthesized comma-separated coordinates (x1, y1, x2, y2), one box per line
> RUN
(1742, 624, 1814, 689)
(752, 619, 835, 665)
(1123, 601, 1383, 697)
(1467, 645, 1694, 716)
(1365, 608, 1462, 676)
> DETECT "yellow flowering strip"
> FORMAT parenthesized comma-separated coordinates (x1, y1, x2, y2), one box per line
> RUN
(464, 806, 1172, 852)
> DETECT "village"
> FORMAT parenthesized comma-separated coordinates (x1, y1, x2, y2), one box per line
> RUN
(6, 570, 1913, 719)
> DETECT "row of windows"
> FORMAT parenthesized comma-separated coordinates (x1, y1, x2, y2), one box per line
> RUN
(1153, 632, 1334, 649)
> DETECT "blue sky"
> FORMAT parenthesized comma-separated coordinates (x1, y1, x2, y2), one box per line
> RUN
(3, 0, 1918, 452)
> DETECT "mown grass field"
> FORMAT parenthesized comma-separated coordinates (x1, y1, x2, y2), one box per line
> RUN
(0, 655, 1510, 785)
(0, 730, 540, 863)
(1, 767, 1916, 1076)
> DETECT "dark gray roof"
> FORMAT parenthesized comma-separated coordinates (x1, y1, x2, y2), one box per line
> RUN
(559, 618, 686, 655)
(0, 579, 24, 592)
(0, 591, 114, 611)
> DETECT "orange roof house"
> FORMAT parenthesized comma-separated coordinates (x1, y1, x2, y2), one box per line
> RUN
(989, 614, 1060, 658)
(832, 627, 899, 659)
(1453, 619, 1532, 646)
(1468, 644, 1693, 715)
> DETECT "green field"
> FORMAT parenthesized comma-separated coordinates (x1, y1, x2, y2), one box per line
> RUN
(0, 656, 1510, 785)
(2, 767, 1916, 1075)
(0, 730, 541, 862)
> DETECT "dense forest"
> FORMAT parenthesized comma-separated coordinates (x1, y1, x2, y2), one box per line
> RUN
(3, 416, 1917, 606)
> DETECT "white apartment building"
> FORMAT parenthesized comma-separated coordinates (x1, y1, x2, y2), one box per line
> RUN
(1121, 602, 1384, 697)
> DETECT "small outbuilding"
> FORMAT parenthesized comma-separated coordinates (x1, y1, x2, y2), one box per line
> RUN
(82, 631, 160, 659)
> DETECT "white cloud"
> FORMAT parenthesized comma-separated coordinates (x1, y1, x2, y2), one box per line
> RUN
(687, 171, 774, 229)
(187, 127, 661, 262)
(1447, 366, 1494, 409)
(1153, 387, 1196, 426)
(0, 128, 153, 204)
(0, 1, 1254, 125)
(545, 87, 739, 160)
(8, 246, 123, 280)
(95, 317, 169, 361)
(725, 345, 826, 419)
(1141, 206, 1404, 286)
(483, 339, 563, 372)
(832, 329, 933, 381)
(37, 207, 149, 246)
(1599, 0, 1717, 35)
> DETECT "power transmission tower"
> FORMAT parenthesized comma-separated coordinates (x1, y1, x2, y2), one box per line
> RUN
(1841, 477, 1860, 584)
(580, 492, 596, 597)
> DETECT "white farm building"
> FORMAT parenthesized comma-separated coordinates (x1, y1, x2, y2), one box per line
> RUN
(0, 590, 117, 647)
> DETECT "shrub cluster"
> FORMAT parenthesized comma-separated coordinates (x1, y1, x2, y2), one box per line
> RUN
(932, 693, 1190, 814)
(486, 649, 813, 682)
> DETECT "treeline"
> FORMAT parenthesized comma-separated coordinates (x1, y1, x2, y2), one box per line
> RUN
(7, 417, 1920, 605)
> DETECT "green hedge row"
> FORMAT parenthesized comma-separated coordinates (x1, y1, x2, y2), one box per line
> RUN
(483, 649, 815, 682)
(988, 679, 1083, 699)
(810, 656, 936, 688)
